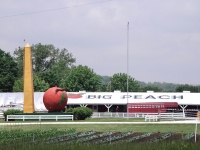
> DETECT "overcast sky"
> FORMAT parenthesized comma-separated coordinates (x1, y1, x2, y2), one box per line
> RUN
(1, 0, 200, 85)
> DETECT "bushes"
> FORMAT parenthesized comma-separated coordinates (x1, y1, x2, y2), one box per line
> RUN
(66, 107, 93, 120)
(3, 109, 23, 121)
(66, 107, 74, 113)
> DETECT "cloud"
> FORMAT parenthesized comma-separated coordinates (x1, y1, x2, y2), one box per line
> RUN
(0, 0, 200, 84)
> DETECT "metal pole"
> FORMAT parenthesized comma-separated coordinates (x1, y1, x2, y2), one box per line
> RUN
(195, 118, 197, 142)
(110, 81, 111, 92)
(127, 22, 129, 120)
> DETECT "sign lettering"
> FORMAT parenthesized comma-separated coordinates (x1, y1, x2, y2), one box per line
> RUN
(87, 95, 183, 99)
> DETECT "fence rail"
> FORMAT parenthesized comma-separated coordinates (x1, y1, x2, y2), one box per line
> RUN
(7, 115, 73, 121)
(0, 112, 4, 119)
(2, 112, 199, 121)
(92, 112, 186, 120)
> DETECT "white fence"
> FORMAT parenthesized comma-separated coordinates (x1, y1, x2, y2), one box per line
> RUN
(92, 112, 186, 120)
(7, 115, 73, 121)
(0, 112, 4, 119)
(2, 112, 198, 121)
(145, 115, 158, 122)
(144, 113, 185, 122)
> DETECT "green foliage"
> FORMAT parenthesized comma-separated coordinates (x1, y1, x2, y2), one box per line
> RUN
(13, 75, 49, 92)
(101, 76, 110, 84)
(99, 83, 108, 92)
(98, 76, 111, 92)
(12, 78, 23, 92)
(175, 84, 200, 92)
(72, 107, 93, 120)
(138, 81, 180, 92)
(3, 140, 200, 150)
(0, 128, 76, 146)
(61, 65, 102, 92)
(66, 107, 74, 113)
(13, 47, 24, 77)
(1, 129, 200, 150)
(38, 69, 60, 87)
(13, 43, 76, 79)
(0, 49, 18, 92)
(110, 73, 141, 92)
(99, 76, 183, 92)
(38, 62, 71, 87)
(33, 75, 49, 91)
(3, 109, 23, 121)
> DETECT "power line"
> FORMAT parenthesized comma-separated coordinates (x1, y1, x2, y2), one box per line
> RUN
(0, 0, 112, 19)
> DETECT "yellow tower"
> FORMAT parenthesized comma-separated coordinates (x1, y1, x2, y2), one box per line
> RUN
(23, 43, 34, 113)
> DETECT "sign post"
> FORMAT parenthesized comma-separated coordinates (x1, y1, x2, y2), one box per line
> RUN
(195, 111, 200, 142)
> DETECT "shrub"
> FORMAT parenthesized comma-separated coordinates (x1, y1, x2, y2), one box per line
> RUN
(72, 107, 93, 120)
(3, 109, 23, 121)
(66, 107, 74, 113)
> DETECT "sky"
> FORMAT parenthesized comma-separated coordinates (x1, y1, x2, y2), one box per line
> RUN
(1, 0, 200, 85)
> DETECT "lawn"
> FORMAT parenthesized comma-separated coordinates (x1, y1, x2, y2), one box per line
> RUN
(0, 118, 200, 150)
(0, 118, 200, 134)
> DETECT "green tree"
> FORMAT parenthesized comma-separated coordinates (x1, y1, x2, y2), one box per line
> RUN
(13, 43, 76, 78)
(0, 49, 18, 92)
(12, 78, 23, 92)
(101, 76, 110, 84)
(137, 81, 179, 92)
(38, 60, 71, 87)
(99, 83, 108, 92)
(38, 69, 60, 88)
(13, 75, 49, 92)
(175, 84, 200, 93)
(61, 65, 102, 92)
(13, 47, 24, 77)
(109, 73, 141, 92)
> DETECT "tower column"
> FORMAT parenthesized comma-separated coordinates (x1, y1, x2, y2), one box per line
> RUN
(23, 43, 34, 113)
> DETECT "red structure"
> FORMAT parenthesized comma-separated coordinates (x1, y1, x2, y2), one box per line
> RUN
(128, 102, 178, 113)
(43, 87, 68, 111)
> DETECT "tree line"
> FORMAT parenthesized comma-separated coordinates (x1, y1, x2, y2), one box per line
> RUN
(0, 43, 199, 93)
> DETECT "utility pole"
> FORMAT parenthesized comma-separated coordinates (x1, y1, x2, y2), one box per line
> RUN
(127, 22, 129, 120)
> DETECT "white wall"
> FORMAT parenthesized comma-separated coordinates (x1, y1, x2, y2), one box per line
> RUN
(0, 92, 200, 111)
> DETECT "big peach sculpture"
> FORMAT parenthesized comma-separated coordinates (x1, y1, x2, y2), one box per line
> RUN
(43, 86, 68, 111)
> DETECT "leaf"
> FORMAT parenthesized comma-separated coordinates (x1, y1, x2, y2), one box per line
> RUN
(58, 93, 66, 106)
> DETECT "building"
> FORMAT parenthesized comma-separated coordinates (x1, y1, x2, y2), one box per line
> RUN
(0, 91, 199, 115)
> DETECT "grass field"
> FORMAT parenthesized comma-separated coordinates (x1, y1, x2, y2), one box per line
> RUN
(0, 118, 200, 134)
(5, 141, 200, 150)
(1, 118, 200, 150)
(1, 124, 200, 133)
